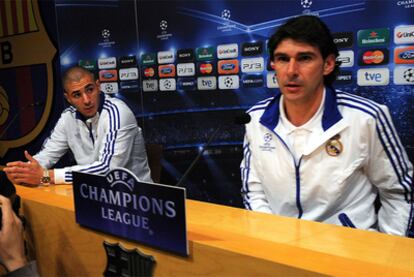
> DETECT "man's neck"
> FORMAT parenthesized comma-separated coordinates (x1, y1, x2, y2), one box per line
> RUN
(284, 89, 324, 127)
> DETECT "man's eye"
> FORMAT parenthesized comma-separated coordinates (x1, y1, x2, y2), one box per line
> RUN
(298, 55, 312, 62)
(73, 93, 81, 98)
(274, 56, 289, 63)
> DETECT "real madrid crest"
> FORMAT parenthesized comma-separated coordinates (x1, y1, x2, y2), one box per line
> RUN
(325, 134, 343, 156)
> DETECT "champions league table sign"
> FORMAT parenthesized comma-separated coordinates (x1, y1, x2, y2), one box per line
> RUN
(72, 168, 188, 256)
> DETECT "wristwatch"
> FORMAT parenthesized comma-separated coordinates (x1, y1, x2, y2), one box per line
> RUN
(40, 169, 51, 185)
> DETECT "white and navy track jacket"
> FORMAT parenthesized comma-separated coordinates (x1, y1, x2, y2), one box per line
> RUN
(35, 93, 152, 184)
(241, 87, 413, 236)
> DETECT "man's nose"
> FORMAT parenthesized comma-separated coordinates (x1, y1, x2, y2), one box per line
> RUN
(82, 93, 91, 103)
(286, 59, 299, 76)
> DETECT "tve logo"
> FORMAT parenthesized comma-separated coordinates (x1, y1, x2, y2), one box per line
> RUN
(266, 72, 279, 88)
(218, 59, 239, 74)
(142, 80, 158, 92)
(98, 57, 117, 69)
(217, 43, 238, 59)
(157, 50, 175, 64)
(337, 50, 354, 67)
(100, 82, 119, 94)
(218, 75, 239, 89)
(158, 64, 176, 78)
(393, 66, 414, 85)
(357, 68, 389, 86)
(159, 78, 176, 91)
(176, 63, 195, 76)
(241, 57, 264, 73)
(197, 76, 217, 90)
(394, 25, 414, 44)
(119, 68, 139, 81)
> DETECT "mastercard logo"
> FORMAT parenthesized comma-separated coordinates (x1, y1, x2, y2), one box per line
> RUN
(358, 48, 389, 66)
(144, 67, 155, 77)
(199, 63, 213, 74)
(362, 50, 384, 64)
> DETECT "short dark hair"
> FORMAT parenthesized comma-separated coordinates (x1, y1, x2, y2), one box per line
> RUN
(62, 66, 96, 93)
(268, 15, 340, 86)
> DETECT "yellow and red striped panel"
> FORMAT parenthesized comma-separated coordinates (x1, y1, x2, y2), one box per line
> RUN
(0, 0, 38, 38)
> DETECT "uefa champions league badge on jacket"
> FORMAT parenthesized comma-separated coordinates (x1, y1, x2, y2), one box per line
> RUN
(325, 134, 343, 156)
(259, 133, 276, 152)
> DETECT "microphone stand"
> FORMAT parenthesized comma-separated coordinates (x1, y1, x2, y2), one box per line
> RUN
(175, 124, 223, 187)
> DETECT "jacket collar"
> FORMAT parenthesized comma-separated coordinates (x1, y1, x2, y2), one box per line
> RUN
(259, 86, 342, 132)
(75, 92, 105, 121)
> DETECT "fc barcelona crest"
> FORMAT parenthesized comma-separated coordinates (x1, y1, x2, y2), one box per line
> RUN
(0, 0, 56, 156)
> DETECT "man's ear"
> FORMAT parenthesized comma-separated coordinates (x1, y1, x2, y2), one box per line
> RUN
(63, 92, 71, 105)
(95, 79, 100, 88)
(323, 54, 336, 76)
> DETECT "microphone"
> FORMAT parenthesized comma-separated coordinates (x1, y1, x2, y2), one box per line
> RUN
(0, 101, 45, 139)
(175, 112, 251, 187)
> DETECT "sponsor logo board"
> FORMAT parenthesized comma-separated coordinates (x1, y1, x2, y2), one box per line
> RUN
(218, 59, 239, 74)
(197, 77, 217, 90)
(393, 66, 414, 84)
(242, 41, 263, 56)
(98, 57, 117, 69)
(358, 48, 389, 66)
(337, 50, 354, 67)
(394, 46, 414, 64)
(176, 63, 195, 76)
(242, 74, 264, 88)
(357, 68, 389, 86)
(394, 25, 414, 44)
(177, 78, 196, 91)
(177, 49, 194, 62)
(119, 56, 137, 67)
(120, 80, 139, 90)
(141, 53, 156, 65)
(79, 59, 97, 71)
(157, 50, 175, 64)
(100, 82, 119, 94)
(159, 78, 176, 91)
(142, 66, 156, 78)
(119, 68, 139, 80)
(158, 64, 176, 78)
(332, 32, 354, 48)
(196, 47, 215, 61)
(266, 72, 279, 88)
(99, 70, 118, 82)
(217, 43, 238, 59)
(357, 28, 390, 47)
(335, 71, 353, 85)
(197, 62, 215, 75)
(218, 75, 239, 89)
(142, 79, 158, 92)
(241, 57, 264, 73)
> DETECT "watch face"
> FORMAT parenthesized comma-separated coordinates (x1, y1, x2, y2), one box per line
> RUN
(41, 176, 51, 184)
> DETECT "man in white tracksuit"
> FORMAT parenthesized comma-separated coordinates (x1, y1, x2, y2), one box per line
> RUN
(240, 15, 413, 236)
(5, 66, 152, 185)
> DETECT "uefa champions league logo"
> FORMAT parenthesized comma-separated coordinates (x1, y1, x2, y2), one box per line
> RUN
(404, 68, 414, 82)
(221, 9, 231, 20)
(160, 20, 168, 31)
(301, 0, 313, 9)
(101, 29, 111, 39)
